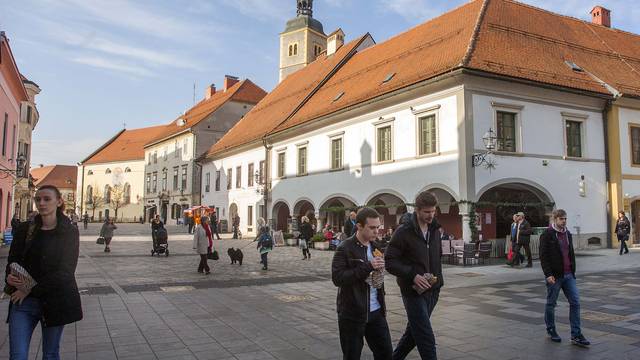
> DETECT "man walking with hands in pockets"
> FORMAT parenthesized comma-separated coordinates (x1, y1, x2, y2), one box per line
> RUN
(332, 207, 393, 360)
(386, 191, 443, 359)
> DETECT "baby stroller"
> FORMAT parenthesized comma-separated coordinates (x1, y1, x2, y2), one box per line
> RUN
(151, 227, 169, 256)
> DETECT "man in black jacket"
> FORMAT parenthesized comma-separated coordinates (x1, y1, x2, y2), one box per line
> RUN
(332, 207, 392, 360)
(513, 211, 533, 267)
(539, 209, 590, 347)
(343, 211, 357, 238)
(385, 191, 442, 360)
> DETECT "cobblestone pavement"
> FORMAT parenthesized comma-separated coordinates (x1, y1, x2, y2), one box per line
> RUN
(0, 227, 638, 359)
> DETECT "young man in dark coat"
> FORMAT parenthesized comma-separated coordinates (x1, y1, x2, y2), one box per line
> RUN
(332, 207, 392, 360)
(385, 191, 443, 360)
(539, 209, 590, 347)
(513, 211, 533, 267)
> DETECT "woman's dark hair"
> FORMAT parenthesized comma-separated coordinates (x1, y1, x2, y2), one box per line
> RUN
(619, 210, 626, 216)
(36, 185, 65, 215)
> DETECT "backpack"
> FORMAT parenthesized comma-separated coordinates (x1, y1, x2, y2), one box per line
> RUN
(261, 232, 273, 248)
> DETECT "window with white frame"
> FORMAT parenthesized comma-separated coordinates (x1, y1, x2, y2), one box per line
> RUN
(215, 170, 221, 191)
(376, 124, 393, 162)
(174, 140, 179, 158)
(163, 146, 167, 160)
(277, 152, 286, 178)
(418, 114, 437, 155)
(205, 172, 210, 192)
(297, 146, 307, 176)
(173, 167, 179, 190)
(146, 174, 151, 193)
(630, 125, 640, 165)
(248, 163, 254, 186)
(181, 165, 188, 190)
(248, 206, 253, 226)
(496, 111, 517, 152)
(152, 172, 157, 192)
(227, 168, 232, 190)
(564, 117, 585, 158)
(236, 166, 242, 188)
(183, 139, 188, 155)
(162, 169, 167, 191)
(331, 137, 343, 170)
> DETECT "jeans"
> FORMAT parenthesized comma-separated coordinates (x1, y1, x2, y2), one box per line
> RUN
(338, 309, 393, 360)
(198, 253, 210, 273)
(261, 253, 268, 269)
(545, 273, 581, 337)
(393, 290, 440, 360)
(9, 297, 65, 360)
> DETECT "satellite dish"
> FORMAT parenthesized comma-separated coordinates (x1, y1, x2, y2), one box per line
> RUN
(177, 118, 186, 127)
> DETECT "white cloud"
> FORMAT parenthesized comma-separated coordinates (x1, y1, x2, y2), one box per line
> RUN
(218, 0, 290, 22)
(72, 56, 155, 77)
(59, 0, 220, 42)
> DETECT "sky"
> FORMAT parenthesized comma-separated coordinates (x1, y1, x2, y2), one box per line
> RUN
(2, 0, 639, 167)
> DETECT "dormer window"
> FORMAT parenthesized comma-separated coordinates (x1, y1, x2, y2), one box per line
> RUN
(105, 168, 112, 174)
(124, 167, 131, 173)
(87, 170, 93, 175)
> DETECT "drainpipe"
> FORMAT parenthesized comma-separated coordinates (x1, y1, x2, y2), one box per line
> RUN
(262, 138, 271, 222)
(603, 99, 612, 249)
(79, 164, 85, 218)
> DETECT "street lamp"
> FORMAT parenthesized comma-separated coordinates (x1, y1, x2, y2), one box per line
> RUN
(0, 155, 27, 179)
(472, 128, 497, 168)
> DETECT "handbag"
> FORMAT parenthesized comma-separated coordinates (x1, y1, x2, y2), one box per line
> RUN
(507, 247, 513, 261)
(207, 248, 219, 260)
(96, 236, 105, 245)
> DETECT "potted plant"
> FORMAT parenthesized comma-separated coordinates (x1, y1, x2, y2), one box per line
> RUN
(311, 234, 329, 250)
(283, 233, 297, 246)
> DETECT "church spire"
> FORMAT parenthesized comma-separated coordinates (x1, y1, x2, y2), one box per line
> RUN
(297, 0, 313, 17)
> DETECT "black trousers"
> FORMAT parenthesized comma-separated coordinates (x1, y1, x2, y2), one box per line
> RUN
(338, 309, 393, 360)
(302, 248, 310, 258)
(188, 223, 193, 234)
(513, 242, 532, 265)
(212, 225, 221, 239)
(198, 254, 210, 273)
(619, 238, 629, 254)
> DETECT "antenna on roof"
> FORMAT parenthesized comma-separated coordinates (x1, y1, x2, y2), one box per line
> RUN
(123, 121, 126, 129)
(193, 82, 196, 105)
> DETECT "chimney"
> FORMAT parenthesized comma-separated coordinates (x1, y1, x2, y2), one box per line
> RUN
(326, 28, 345, 56)
(205, 84, 216, 99)
(223, 75, 239, 92)
(590, 6, 611, 28)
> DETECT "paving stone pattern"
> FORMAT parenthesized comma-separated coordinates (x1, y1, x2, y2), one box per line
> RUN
(0, 229, 638, 359)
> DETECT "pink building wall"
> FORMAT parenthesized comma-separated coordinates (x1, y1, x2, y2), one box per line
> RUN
(0, 33, 28, 231)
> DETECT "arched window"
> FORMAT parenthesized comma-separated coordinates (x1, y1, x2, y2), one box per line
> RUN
(86, 185, 93, 204)
(87, 170, 93, 175)
(123, 183, 131, 204)
(105, 168, 112, 174)
(104, 185, 111, 204)
(288, 44, 293, 56)
(124, 167, 131, 173)
(293, 43, 298, 55)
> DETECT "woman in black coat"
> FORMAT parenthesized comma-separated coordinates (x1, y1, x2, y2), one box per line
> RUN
(615, 210, 631, 255)
(299, 216, 314, 260)
(4, 185, 83, 359)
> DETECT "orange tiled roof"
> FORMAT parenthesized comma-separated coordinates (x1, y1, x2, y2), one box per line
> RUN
(209, 0, 640, 156)
(145, 79, 267, 147)
(31, 165, 77, 189)
(206, 35, 370, 157)
(81, 126, 166, 165)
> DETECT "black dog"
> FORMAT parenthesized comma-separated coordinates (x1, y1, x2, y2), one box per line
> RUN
(227, 248, 243, 265)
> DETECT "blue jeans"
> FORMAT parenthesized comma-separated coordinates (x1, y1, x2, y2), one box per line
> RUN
(545, 273, 581, 337)
(393, 290, 439, 360)
(9, 297, 65, 360)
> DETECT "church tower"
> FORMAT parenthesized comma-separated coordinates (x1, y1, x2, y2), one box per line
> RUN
(279, 0, 327, 82)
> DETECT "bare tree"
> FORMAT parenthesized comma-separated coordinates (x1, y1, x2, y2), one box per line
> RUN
(110, 185, 125, 221)
(86, 185, 103, 221)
